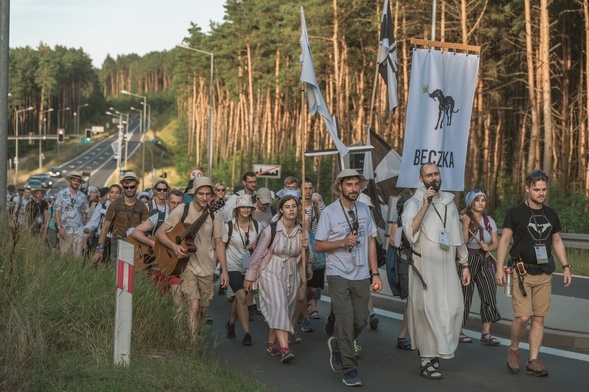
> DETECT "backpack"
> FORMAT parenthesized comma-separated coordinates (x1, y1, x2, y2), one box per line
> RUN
(110, 197, 146, 237)
(225, 219, 260, 247)
(148, 205, 167, 236)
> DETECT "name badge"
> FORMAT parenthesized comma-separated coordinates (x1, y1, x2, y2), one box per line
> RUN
(242, 253, 250, 269)
(439, 231, 450, 250)
(535, 245, 549, 264)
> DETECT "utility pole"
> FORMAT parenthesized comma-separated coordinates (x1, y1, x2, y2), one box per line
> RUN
(0, 0, 10, 204)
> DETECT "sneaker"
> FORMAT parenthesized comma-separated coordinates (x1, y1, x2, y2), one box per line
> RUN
(267, 342, 280, 356)
(301, 318, 314, 332)
(324, 312, 335, 337)
(342, 370, 363, 387)
(354, 340, 362, 358)
(526, 359, 549, 377)
(480, 332, 500, 346)
(328, 337, 344, 372)
(205, 316, 214, 325)
(506, 347, 521, 374)
(369, 313, 379, 330)
(242, 333, 252, 346)
(225, 321, 236, 338)
(281, 347, 295, 363)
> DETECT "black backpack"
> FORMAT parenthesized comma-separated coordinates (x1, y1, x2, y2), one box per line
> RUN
(225, 219, 260, 247)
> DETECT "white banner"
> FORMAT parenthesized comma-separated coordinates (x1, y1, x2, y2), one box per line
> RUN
(397, 49, 479, 191)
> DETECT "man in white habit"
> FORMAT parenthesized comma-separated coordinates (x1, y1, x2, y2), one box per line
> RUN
(401, 162, 470, 380)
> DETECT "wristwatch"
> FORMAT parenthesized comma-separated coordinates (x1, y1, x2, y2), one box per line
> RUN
(371, 271, 380, 277)
(562, 264, 571, 270)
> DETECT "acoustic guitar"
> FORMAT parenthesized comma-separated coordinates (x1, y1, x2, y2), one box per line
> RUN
(153, 199, 225, 276)
(125, 236, 157, 272)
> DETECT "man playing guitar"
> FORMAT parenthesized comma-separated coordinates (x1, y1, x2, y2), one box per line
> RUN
(155, 177, 229, 338)
(130, 189, 185, 299)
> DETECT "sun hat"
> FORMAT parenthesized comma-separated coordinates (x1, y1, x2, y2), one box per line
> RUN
(465, 189, 487, 207)
(87, 186, 99, 193)
(330, 169, 369, 196)
(153, 178, 169, 189)
(235, 195, 256, 209)
(66, 171, 86, 184)
(120, 171, 140, 184)
(188, 177, 213, 195)
(138, 191, 150, 200)
(32, 188, 47, 196)
(256, 187, 273, 204)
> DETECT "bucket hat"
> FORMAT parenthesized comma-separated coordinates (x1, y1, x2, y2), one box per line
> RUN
(188, 177, 213, 195)
(330, 169, 368, 196)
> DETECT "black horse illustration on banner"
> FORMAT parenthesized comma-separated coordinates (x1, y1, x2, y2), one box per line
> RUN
(422, 85, 459, 130)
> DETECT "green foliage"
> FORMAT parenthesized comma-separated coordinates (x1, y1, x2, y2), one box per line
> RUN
(0, 232, 266, 391)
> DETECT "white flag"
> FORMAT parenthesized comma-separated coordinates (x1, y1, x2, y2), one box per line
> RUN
(397, 49, 479, 191)
(300, 7, 349, 157)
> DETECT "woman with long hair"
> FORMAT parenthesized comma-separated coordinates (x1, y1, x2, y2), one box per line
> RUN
(459, 189, 501, 345)
(244, 195, 310, 364)
(224, 196, 261, 346)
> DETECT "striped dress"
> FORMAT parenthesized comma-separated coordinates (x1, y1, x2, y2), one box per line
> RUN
(258, 226, 303, 332)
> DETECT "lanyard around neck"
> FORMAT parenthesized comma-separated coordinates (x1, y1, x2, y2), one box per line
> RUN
(432, 203, 447, 228)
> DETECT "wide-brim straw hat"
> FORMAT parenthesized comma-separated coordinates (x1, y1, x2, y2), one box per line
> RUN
(66, 171, 86, 184)
(330, 169, 368, 196)
(235, 195, 256, 209)
(120, 171, 140, 184)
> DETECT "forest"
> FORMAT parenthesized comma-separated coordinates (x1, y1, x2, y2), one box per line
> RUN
(7, 0, 589, 219)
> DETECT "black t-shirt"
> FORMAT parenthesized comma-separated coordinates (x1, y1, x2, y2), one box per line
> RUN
(27, 200, 48, 222)
(502, 202, 561, 270)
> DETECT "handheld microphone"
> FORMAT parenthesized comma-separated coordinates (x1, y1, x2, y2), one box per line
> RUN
(427, 195, 433, 204)
(349, 221, 359, 252)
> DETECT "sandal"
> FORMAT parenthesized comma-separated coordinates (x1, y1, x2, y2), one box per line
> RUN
(480, 333, 501, 346)
(289, 332, 302, 344)
(419, 362, 443, 380)
(310, 310, 321, 319)
(396, 337, 413, 351)
(459, 332, 472, 343)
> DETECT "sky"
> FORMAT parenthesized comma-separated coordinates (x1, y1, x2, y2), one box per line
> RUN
(9, 0, 226, 68)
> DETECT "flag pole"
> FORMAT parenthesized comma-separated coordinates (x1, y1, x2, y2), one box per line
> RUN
(300, 58, 308, 278)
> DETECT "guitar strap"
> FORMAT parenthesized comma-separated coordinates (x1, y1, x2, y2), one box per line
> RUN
(180, 202, 215, 237)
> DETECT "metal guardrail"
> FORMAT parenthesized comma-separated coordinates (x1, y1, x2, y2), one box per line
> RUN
(497, 230, 589, 250)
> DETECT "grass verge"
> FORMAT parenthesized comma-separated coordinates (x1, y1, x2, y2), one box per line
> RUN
(0, 228, 266, 391)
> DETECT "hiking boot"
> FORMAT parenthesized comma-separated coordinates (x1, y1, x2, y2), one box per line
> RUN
(225, 321, 236, 339)
(526, 359, 549, 377)
(242, 333, 252, 346)
(301, 318, 314, 332)
(342, 370, 363, 387)
(369, 313, 379, 330)
(328, 337, 344, 372)
(324, 312, 335, 337)
(280, 347, 295, 363)
(267, 342, 280, 356)
(506, 347, 521, 374)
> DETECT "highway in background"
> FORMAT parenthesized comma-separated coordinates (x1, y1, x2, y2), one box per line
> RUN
(46, 117, 142, 195)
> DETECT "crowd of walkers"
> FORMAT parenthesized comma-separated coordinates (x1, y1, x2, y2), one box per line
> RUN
(3, 164, 572, 386)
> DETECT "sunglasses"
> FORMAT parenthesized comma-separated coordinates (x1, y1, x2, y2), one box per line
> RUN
(472, 187, 486, 194)
(347, 210, 356, 220)
(154, 187, 168, 192)
(216, 188, 226, 192)
(123, 185, 137, 190)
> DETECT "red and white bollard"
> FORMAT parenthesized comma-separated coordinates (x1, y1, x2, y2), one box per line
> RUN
(114, 240, 134, 366)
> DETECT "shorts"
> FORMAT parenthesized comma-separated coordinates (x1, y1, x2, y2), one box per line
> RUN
(180, 271, 214, 308)
(228, 270, 245, 293)
(512, 273, 552, 318)
(307, 267, 325, 289)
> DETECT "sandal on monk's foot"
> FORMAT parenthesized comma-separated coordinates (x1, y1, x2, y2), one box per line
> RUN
(420, 362, 443, 380)
(459, 332, 472, 343)
(396, 337, 413, 351)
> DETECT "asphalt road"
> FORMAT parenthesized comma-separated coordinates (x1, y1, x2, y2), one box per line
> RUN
(45, 118, 142, 195)
(204, 289, 588, 392)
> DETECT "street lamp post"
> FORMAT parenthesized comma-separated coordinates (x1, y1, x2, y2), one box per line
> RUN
(76, 103, 89, 137)
(121, 90, 147, 189)
(15, 106, 34, 184)
(140, 101, 151, 136)
(57, 107, 70, 155)
(106, 111, 124, 174)
(176, 44, 214, 178)
(38, 108, 54, 170)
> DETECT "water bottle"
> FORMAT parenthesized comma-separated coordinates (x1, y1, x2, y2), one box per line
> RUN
(504, 266, 513, 297)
